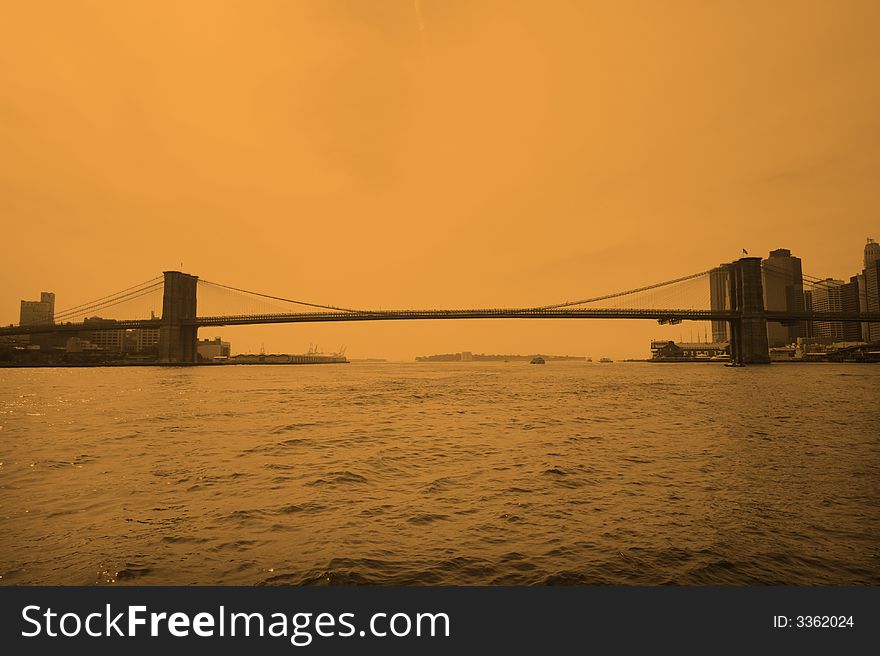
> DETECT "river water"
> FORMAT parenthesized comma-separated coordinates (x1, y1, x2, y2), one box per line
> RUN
(1, 362, 877, 585)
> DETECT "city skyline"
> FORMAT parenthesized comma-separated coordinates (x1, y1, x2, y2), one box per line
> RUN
(5, 236, 877, 361)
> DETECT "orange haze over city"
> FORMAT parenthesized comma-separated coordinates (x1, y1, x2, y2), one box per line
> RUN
(1, 0, 878, 359)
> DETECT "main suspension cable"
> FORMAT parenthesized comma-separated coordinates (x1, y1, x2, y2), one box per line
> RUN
(52, 277, 164, 320)
(198, 280, 362, 314)
(535, 269, 713, 310)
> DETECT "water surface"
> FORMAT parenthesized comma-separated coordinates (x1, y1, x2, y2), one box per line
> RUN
(1, 362, 877, 585)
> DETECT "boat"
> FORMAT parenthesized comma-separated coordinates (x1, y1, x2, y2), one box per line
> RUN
(599, 357, 613, 363)
(710, 354, 731, 362)
(530, 356, 545, 364)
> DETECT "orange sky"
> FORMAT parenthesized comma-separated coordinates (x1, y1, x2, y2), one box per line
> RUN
(1, 1, 878, 358)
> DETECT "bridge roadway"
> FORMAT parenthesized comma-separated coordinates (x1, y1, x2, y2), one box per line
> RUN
(2, 308, 879, 336)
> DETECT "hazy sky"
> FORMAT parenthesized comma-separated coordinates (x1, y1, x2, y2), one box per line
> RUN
(1, 1, 878, 358)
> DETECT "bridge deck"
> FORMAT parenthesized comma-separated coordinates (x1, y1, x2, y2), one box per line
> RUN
(192, 308, 739, 327)
(2, 309, 879, 336)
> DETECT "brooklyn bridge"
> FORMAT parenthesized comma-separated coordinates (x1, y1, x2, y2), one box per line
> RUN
(3, 257, 877, 365)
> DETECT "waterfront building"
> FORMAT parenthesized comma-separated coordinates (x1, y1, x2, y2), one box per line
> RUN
(198, 336, 231, 360)
(65, 336, 104, 353)
(650, 340, 728, 360)
(761, 249, 805, 346)
(82, 317, 125, 352)
(86, 331, 125, 351)
(769, 345, 798, 361)
(134, 328, 161, 352)
(19, 291, 55, 325)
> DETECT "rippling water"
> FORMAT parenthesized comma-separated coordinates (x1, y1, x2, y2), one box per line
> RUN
(1, 362, 877, 585)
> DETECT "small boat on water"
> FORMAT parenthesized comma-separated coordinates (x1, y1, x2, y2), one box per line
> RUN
(599, 357, 613, 363)
(530, 356, 545, 364)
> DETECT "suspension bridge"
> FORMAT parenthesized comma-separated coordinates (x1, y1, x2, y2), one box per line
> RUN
(3, 257, 878, 365)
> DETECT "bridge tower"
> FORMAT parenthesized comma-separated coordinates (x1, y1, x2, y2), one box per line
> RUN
(727, 257, 770, 364)
(158, 271, 199, 364)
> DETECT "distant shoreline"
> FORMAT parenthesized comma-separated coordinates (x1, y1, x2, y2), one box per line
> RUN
(0, 361, 349, 368)
(416, 353, 587, 362)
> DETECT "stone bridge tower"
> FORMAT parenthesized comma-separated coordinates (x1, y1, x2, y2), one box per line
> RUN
(158, 271, 198, 364)
(726, 257, 770, 364)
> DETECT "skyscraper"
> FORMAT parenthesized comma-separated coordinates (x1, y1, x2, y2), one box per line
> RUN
(862, 238, 880, 342)
(811, 279, 846, 342)
(761, 249, 805, 347)
(803, 289, 815, 338)
(866, 237, 880, 266)
(856, 271, 868, 341)
(840, 277, 862, 342)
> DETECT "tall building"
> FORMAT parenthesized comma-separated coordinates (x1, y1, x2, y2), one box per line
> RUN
(840, 277, 863, 342)
(866, 237, 880, 266)
(856, 271, 868, 341)
(19, 291, 55, 325)
(803, 289, 815, 338)
(862, 238, 880, 342)
(811, 279, 846, 342)
(708, 265, 730, 342)
(761, 248, 805, 346)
